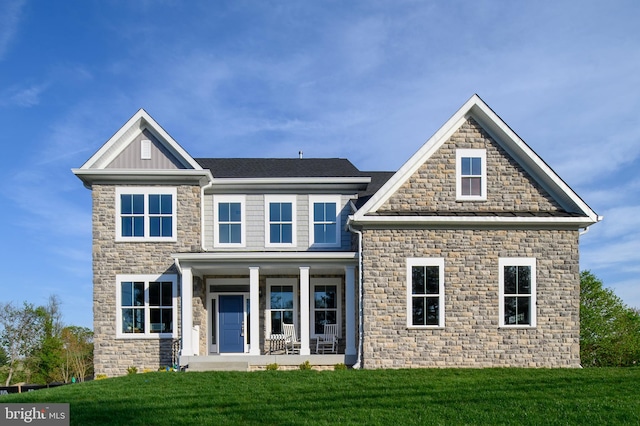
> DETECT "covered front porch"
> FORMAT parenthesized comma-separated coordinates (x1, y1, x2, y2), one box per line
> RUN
(173, 252, 359, 370)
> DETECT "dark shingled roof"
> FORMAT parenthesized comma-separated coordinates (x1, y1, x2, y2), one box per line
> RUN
(195, 158, 364, 178)
(355, 171, 396, 208)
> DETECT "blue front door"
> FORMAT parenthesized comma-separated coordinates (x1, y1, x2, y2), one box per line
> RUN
(219, 295, 244, 353)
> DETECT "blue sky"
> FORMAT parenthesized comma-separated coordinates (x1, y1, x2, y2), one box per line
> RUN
(1, 0, 639, 329)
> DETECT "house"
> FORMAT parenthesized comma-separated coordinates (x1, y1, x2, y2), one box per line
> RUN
(73, 95, 600, 376)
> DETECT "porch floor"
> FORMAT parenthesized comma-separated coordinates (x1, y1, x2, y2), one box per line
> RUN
(180, 354, 356, 372)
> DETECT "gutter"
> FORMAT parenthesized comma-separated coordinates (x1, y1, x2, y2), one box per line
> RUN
(348, 221, 364, 370)
(200, 174, 214, 250)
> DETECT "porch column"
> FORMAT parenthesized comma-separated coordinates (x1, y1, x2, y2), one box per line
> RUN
(181, 267, 194, 357)
(345, 265, 357, 356)
(249, 267, 260, 355)
(299, 267, 311, 355)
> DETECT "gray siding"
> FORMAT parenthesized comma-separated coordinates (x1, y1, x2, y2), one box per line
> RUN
(107, 129, 185, 169)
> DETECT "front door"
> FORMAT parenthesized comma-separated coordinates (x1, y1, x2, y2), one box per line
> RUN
(219, 295, 244, 353)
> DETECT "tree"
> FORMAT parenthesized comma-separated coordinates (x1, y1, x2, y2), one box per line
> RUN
(60, 326, 93, 382)
(580, 271, 640, 366)
(29, 297, 65, 384)
(0, 302, 45, 386)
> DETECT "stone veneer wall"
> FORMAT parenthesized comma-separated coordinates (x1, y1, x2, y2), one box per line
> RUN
(92, 184, 201, 377)
(380, 118, 563, 213)
(360, 228, 581, 368)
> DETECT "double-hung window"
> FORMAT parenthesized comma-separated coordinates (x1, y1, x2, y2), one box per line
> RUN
(116, 187, 177, 241)
(311, 279, 341, 337)
(214, 195, 245, 247)
(456, 149, 487, 200)
(116, 274, 178, 338)
(407, 258, 445, 328)
(265, 195, 296, 247)
(267, 279, 297, 335)
(499, 258, 536, 327)
(309, 195, 341, 248)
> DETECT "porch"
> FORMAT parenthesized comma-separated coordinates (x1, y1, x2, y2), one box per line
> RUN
(181, 354, 356, 372)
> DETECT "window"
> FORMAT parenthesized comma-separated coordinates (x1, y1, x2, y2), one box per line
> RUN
(265, 195, 296, 247)
(406, 258, 445, 328)
(267, 280, 297, 335)
(116, 274, 177, 338)
(214, 195, 245, 247)
(311, 279, 341, 337)
(499, 258, 536, 327)
(309, 195, 341, 248)
(116, 188, 177, 241)
(456, 149, 487, 200)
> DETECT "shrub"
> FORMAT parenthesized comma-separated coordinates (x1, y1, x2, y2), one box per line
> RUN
(95, 374, 108, 380)
(126, 366, 138, 375)
(299, 360, 312, 370)
(334, 363, 347, 370)
(266, 363, 279, 371)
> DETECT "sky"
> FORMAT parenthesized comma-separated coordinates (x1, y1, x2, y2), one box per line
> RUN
(1, 0, 639, 329)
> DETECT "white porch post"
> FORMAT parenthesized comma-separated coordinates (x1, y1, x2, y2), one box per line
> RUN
(299, 266, 311, 355)
(181, 267, 194, 357)
(345, 265, 357, 356)
(249, 267, 260, 355)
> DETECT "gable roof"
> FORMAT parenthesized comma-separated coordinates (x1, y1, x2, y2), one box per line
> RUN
(351, 94, 601, 227)
(73, 109, 209, 187)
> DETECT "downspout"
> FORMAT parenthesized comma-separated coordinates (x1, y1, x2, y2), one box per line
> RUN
(200, 174, 214, 251)
(348, 223, 364, 369)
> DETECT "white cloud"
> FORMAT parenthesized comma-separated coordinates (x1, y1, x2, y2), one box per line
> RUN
(0, 0, 24, 60)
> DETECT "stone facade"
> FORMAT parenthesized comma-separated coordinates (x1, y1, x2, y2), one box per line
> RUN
(361, 228, 581, 368)
(92, 184, 200, 377)
(381, 118, 563, 213)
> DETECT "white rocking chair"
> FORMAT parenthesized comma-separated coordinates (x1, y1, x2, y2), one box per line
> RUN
(315, 323, 338, 354)
(282, 323, 301, 354)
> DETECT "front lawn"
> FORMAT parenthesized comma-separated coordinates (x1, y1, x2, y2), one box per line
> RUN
(3, 368, 639, 425)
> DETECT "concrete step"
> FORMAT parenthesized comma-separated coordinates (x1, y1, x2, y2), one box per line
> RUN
(187, 361, 250, 372)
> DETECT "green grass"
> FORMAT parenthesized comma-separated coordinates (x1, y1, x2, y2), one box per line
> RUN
(3, 368, 640, 425)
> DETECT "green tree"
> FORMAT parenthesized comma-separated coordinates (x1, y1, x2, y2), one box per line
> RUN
(580, 271, 640, 366)
(60, 326, 93, 382)
(0, 302, 44, 385)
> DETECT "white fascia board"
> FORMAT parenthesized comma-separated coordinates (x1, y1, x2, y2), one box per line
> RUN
(72, 168, 212, 187)
(350, 215, 597, 227)
(79, 109, 202, 171)
(172, 251, 358, 264)
(208, 176, 371, 191)
(353, 96, 477, 219)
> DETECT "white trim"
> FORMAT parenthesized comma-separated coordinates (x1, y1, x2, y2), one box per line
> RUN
(309, 195, 342, 248)
(352, 94, 600, 225)
(265, 278, 299, 338)
(115, 187, 177, 242)
(264, 195, 297, 248)
(213, 195, 246, 248)
(498, 257, 537, 328)
(141, 139, 152, 160)
(406, 258, 445, 329)
(456, 148, 487, 201)
(349, 214, 595, 227)
(310, 277, 342, 338)
(115, 273, 178, 339)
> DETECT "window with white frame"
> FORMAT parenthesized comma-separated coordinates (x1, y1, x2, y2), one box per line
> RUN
(499, 258, 536, 327)
(116, 274, 177, 338)
(265, 195, 296, 247)
(214, 195, 245, 247)
(115, 187, 177, 241)
(311, 279, 341, 337)
(456, 149, 487, 200)
(407, 258, 445, 327)
(309, 195, 341, 248)
(267, 279, 297, 335)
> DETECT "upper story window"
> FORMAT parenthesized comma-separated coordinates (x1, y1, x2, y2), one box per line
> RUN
(214, 195, 246, 247)
(309, 195, 341, 248)
(265, 195, 296, 247)
(116, 274, 178, 339)
(115, 187, 177, 242)
(406, 258, 445, 328)
(456, 149, 487, 201)
(499, 258, 536, 327)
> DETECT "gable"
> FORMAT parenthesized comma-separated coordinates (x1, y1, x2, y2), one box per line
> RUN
(106, 129, 185, 170)
(379, 117, 562, 214)
(352, 94, 600, 227)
